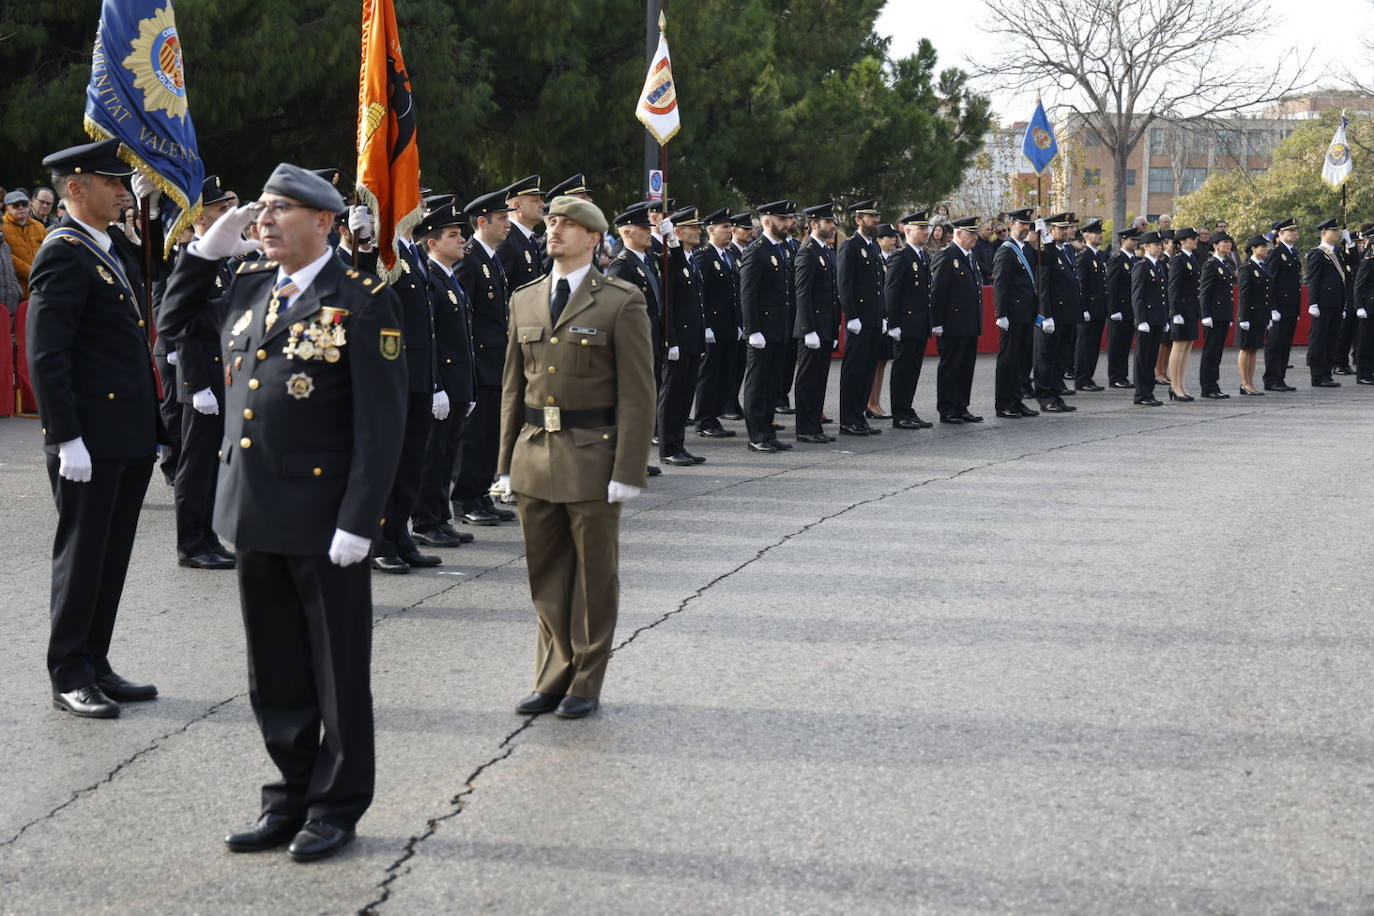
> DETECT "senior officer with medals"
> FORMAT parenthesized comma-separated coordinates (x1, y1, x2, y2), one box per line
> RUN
(1306, 217, 1349, 388)
(496, 196, 654, 720)
(159, 164, 407, 862)
(27, 139, 167, 719)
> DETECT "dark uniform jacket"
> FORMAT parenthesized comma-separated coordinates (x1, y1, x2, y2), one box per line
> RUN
(794, 235, 838, 341)
(391, 240, 438, 395)
(739, 235, 790, 343)
(174, 249, 234, 404)
(1105, 249, 1137, 322)
(1265, 241, 1303, 318)
(664, 245, 705, 356)
(992, 239, 1036, 324)
(457, 240, 509, 387)
(1199, 255, 1236, 324)
(693, 244, 739, 342)
(1237, 257, 1273, 326)
(606, 247, 663, 348)
(1132, 256, 1168, 325)
(27, 215, 165, 460)
(884, 243, 932, 338)
(426, 257, 476, 408)
(1306, 245, 1350, 315)
(1167, 250, 1201, 321)
(1037, 241, 1080, 322)
(836, 233, 885, 325)
(158, 251, 407, 554)
(497, 222, 545, 291)
(929, 244, 983, 337)
(1354, 249, 1374, 314)
(1077, 247, 1108, 321)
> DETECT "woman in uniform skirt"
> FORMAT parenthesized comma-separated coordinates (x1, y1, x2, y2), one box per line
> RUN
(1155, 231, 1175, 386)
(1236, 235, 1272, 395)
(1167, 233, 1201, 402)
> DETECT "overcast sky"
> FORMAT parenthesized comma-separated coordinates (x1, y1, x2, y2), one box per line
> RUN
(876, 1, 1372, 125)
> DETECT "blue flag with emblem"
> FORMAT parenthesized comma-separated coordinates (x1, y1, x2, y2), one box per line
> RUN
(83, 0, 203, 256)
(1022, 98, 1059, 176)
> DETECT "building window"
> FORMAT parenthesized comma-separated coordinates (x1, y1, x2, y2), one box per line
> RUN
(1082, 131, 1101, 148)
(1181, 167, 1208, 193)
(1247, 130, 1273, 157)
(1126, 169, 1137, 187)
(1083, 168, 1102, 187)
(1187, 131, 1209, 155)
(1148, 167, 1172, 194)
(1217, 129, 1243, 158)
(1149, 127, 1166, 154)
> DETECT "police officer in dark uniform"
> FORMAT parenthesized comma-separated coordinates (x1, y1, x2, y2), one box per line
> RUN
(498, 175, 545, 289)
(28, 139, 166, 719)
(159, 163, 406, 862)
(1034, 213, 1080, 413)
(657, 206, 707, 466)
(1263, 217, 1302, 391)
(885, 211, 935, 428)
(792, 202, 839, 443)
(1132, 231, 1168, 406)
(1306, 216, 1348, 388)
(1105, 227, 1140, 388)
(992, 208, 1039, 418)
(172, 175, 237, 569)
(773, 206, 801, 417)
(692, 208, 739, 439)
(836, 200, 886, 435)
(1354, 230, 1374, 385)
(739, 201, 795, 452)
(930, 216, 985, 423)
(1073, 219, 1109, 391)
(1198, 231, 1236, 398)
(607, 204, 662, 349)
(454, 190, 516, 525)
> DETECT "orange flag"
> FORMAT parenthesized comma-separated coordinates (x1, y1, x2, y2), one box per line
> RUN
(356, 0, 421, 276)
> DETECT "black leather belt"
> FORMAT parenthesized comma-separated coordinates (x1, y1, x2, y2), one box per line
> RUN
(524, 406, 616, 430)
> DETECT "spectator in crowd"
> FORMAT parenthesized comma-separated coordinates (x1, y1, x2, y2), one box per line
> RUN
(0, 233, 20, 316)
(3, 189, 47, 299)
(926, 221, 948, 255)
(30, 187, 56, 227)
(1157, 213, 1173, 231)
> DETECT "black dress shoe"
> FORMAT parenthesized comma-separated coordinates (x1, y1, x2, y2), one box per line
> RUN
(911, 415, 933, 428)
(684, 451, 707, 464)
(1109, 380, 1133, 389)
(288, 820, 355, 862)
(225, 813, 304, 852)
(939, 414, 964, 424)
(94, 672, 158, 702)
(372, 555, 411, 574)
(412, 527, 461, 548)
(892, 417, 925, 429)
(1056, 387, 1076, 396)
(862, 425, 882, 435)
(820, 416, 834, 424)
(402, 551, 442, 568)
(1201, 391, 1229, 399)
(1077, 381, 1105, 392)
(1334, 365, 1354, 375)
(768, 438, 793, 450)
(1015, 404, 1040, 417)
(995, 409, 1022, 419)
(555, 695, 599, 719)
(210, 544, 236, 560)
(960, 412, 984, 423)
(1313, 379, 1342, 388)
(646, 464, 662, 476)
(516, 692, 563, 714)
(797, 432, 831, 443)
(1041, 400, 1076, 412)
(839, 424, 871, 436)
(178, 551, 235, 570)
(1167, 391, 1195, 402)
(1154, 377, 1171, 386)
(1264, 383, 1297, 392)
(52, 684, 119, 718)
(696, 427, 736, 438)
(863, 408, 892, 420)
(436, 522, 474, 543)
(1134, 396, 1163, 406)
(1358, 378, 1374, 385)
(461, 509, 502, 526)
(770, 422, 785, 431)
(748, 440, 780, 453)
(650, 435, 660, 446)
(663, 453, 696, 467)
(484, 504, 516, 521)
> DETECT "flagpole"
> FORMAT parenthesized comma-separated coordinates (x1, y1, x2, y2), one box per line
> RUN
(657, 9, 671, 349)
(138, 196, 153, 347)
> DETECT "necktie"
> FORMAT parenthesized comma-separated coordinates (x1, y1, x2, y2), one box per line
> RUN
(264, 275, 299, 331)
(550, 277, 570, 324)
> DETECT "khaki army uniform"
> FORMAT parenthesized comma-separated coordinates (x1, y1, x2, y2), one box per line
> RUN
(497, 269, 654, 700)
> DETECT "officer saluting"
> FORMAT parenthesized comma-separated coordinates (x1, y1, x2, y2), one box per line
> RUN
(27, 138, 167, 718)
(159, 164, 407, 862)
(497, 195, 654, 719)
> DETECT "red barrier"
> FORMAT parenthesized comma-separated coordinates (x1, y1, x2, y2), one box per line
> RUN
(14, 299, 37, 415)
(0, 307, 13, 417)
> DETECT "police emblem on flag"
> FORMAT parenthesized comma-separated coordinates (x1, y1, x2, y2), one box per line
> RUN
(643, 59, 676, 116)
(1328, 143, 1350, 167)
(1032, 127, 1053, 150)
(123, 6, 188, 118)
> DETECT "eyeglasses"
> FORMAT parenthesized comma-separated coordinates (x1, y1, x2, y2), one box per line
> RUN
(248, 200, 311, 218)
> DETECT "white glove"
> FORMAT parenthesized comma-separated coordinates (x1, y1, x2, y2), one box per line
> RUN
(1342, 230, 1352, 246)
(1309, 304, 1320, 318)
(327, 529, 370, 566)
(57, 436, 92, 483)
(495, 474, 511, 495)
(1137, 322, 1150, 332)
(1110, 312, 1123, 321)
(1083, 311, 1091, 321)
(188, 204, 262, 260)
(1172, 314, 1185, 325)
(165, 350, 178, 365)
(881, 319, 889, 333)
(466, 401, 476, 417)
(1359, 308, 1369, 319)
(704, 328, 716, 344)
(1202, 317, 1214, 328)
(191, 387, 219, 415)
(888, 326, 901, 341)
(995, 316, 1009, 331)
(748, 332, 766, 349)
(1239, 321, 1251, 331)
(846, 318, 862, 334)
(431, 390, 450, 420)
(131, 171, 161, 218)
(659, 217, 674, 237)
(737, 327, 745, 341)
(667, 346, 680, 361)
(348, 205, 374, 241)
(1042, 317, 1056, 335)
(931, 325, 944, 337)
(607, 480, 643, 503)
(1271, 310, 1281, 323)
(804, 331, 820, 349)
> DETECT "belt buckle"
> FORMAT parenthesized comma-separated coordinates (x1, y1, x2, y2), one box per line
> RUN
(543, 406, 561, 432)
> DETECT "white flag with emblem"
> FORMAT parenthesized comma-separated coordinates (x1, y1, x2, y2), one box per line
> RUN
(1322, 116, 1353, 190)
(636, 16, 680, 146)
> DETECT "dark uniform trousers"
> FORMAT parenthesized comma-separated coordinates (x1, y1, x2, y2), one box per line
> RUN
(694, 339, 735, 430)
(1032, 327, 1066, 399)
(1307, 312, 1340, 383)
(729, 338, 747, 413)
(935, 336, 977, 417)
(412, 411, 464, 531)
(658, 354, 701, 457)
(793, 339, 833, 435)
(454, 387, 500, 512)
(994, 323, 1032, 410)
(1134, 326, 1163, 399)
(889, 332, 929, 419)
(1106, 317, 1134, 384)
(45, 456, 154, 691)
(1335, 307, 1359, 369)
(518, 496, 622, 698)
(375, 393, 432, 555)
(743, 343, 785, 442)
(1263, 314, 1298, 385)
(1199, 321, 1230, 393)
(839, 328, 881, 426)
(238, 550, 374, 829)
(155, 354, 181, 482)
(1074, 318, 1105, 386)
(174, 401, 224, 556)
(1358, 312, 1374, 380)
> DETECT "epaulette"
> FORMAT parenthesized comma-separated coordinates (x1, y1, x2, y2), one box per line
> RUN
(236, 259, 275, 274)
(601, 274, 638, 293)
(341, 267, 389, 295)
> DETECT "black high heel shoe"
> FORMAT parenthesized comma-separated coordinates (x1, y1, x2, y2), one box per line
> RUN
(863, 408, 891, 420)
(1168, 390, 1194, 402)
(1238, 387, 1265, 396)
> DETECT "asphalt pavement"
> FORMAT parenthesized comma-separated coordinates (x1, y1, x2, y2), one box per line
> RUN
(2, 352, 1373, 915)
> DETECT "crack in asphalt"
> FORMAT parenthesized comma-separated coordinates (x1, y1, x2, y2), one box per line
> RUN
(0, 694, 240, 849)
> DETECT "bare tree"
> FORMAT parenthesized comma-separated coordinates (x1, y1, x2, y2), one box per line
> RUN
(979, 0, 1313, 234)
